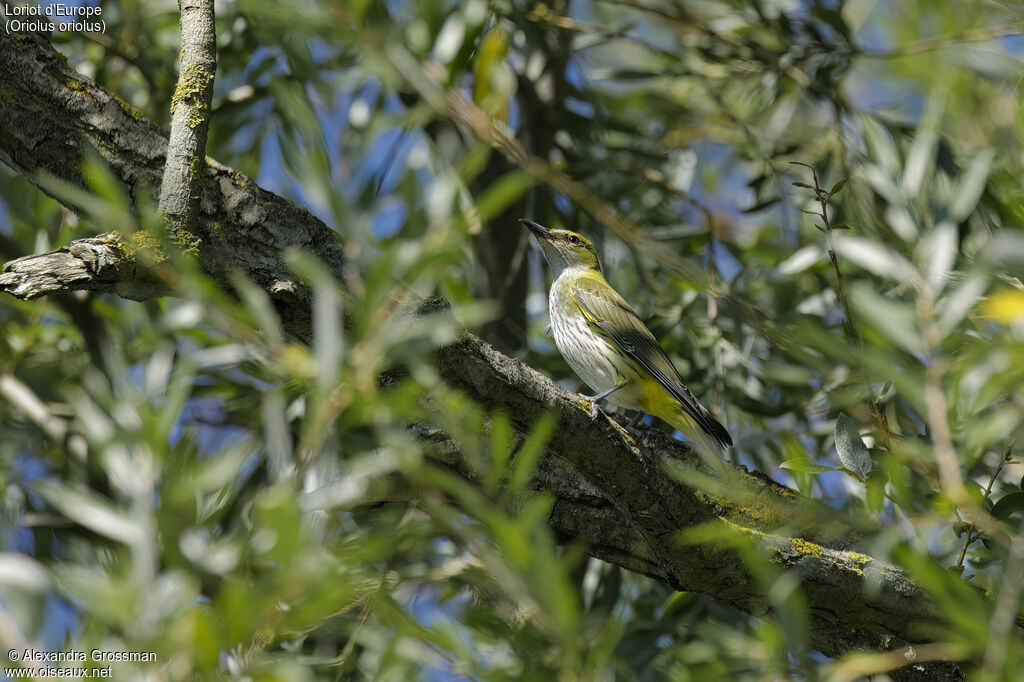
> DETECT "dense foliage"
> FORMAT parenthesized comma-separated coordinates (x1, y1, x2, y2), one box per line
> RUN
(1, 0, 1022, 680)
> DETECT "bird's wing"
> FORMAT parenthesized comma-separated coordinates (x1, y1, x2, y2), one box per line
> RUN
(572, 281, 733, 447)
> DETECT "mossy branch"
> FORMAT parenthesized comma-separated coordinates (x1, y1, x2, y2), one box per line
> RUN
(158, 0, 217, 238)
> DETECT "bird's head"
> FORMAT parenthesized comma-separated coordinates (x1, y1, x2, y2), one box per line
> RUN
(520, 219, 600, 278)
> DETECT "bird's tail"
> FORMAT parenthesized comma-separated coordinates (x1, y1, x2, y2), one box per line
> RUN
(661, 409, 730, 458)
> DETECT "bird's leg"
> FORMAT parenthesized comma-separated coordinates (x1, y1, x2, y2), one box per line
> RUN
(627, 412, 644, 428)
(582, 381, 626, 420)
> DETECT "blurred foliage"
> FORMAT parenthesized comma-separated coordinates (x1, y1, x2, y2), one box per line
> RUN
(2, 0, 1024, 680)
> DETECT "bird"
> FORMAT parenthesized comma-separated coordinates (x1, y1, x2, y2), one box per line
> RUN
(521, 218, 732, 450)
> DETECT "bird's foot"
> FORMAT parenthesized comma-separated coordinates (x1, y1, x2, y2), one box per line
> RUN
(580, 396, 634, 441)
(581, 382, 626, 421)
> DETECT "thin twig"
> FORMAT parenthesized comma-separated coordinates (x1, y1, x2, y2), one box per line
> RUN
(918, 289, 968, 505)
(791, 163, 891, 448)
(954, 443, 1013, 573)
(862, 23, 1024, 59)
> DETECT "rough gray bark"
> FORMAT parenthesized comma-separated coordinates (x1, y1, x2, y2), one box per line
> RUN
(0, 31, 966, 681)
(0, 233, 169, 301)
(158, 0, 217, 234)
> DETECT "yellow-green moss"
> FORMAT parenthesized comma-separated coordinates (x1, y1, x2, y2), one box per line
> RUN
(721, 517, 763, 537)
(695, 486, 792, 529)
(791, 537, 824, 558)
(170, 63, 213, 128)
(723, 519, 873, 573)
(845, 550, 871, 573)
(112, 94, 145, 121)
(126, 230, 164, 262)
(173, 229, 202, 255)
(64, 76, 145, 120)
(95, 232, 134, 263)
(118, 229, 200, 262)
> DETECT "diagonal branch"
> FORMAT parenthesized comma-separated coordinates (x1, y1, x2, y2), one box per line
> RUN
(429, 312, 956, 671)
(0, 31, 966, 680)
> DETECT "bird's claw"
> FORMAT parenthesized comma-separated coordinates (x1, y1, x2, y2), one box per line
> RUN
(589, 401, 600, 420)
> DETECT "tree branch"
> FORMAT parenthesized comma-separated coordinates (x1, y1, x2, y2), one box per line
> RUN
(0, 31, 966, 679)
(0, 233, 168, 300)
(0, 31, 342, 335)
(158, 0, 217, 235)
(430, 315, 950, 667)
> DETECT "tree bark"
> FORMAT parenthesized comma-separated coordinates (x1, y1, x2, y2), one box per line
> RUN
(158, 0, 217, 235)
(0, 31, 966, 680)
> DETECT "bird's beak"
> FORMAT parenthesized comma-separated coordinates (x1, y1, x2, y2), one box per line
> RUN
(520, 218, 553, 241)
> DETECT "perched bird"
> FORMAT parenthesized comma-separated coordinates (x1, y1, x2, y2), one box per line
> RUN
(521, 218, 732, 449)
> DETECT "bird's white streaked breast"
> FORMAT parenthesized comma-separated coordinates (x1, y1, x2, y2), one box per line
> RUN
(548, 274, 645, 411)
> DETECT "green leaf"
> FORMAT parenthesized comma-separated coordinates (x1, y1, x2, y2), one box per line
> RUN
(473, 169, 536, 224)
(792, 181, 814, 189)
(937, 271, 988, 336)
(0, 554, 49, 592)
(990, 491, 1024, 520)
(509, 413, 555, 492)
(866, 470, 888, 512)
(849, 283, 926, 354)
(902, 128, 938, 198)
(487, 412, 514, 493)
(902, 92, 943, 197)
(860, 117, 901, 176)
(917, 221, 957, 293)
(948, 149, 995, 222)
(834, 414, 872, 480)
(829, 179, 847, 195)
(778, 245, 824, 275)
(833, 234, 917, 285)
(779, 457, 840, 475)
(34, 480, 144, 545)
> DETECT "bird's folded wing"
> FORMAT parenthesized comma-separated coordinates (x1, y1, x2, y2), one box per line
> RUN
(573, 284, 733, 447)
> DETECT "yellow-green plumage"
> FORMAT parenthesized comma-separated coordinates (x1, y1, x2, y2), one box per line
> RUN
(522, 219, 732, 449)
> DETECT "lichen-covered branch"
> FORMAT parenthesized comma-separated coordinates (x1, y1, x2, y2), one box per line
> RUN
(432, 322, 961, 679)
(158, 0, 217, 235)
(0, 233, 169, 301)
(0, 31, 342, 336)
(0, 31, 964, 680)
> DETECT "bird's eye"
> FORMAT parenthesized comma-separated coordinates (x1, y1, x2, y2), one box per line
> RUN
(568, 235, 580, 245)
